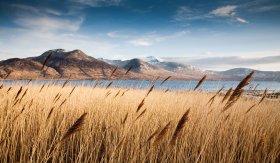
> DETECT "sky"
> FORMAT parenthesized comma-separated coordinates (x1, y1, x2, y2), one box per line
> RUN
(0, 0, 280, 71)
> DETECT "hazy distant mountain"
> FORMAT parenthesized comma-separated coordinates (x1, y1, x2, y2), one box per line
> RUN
(123, 58, 194, 79)
(143, 56, 204, 75)
(102, 56, 206, 79)
(0, 51, 279, 81)
(214, 68, 280, 81)
(102, 56, 280, 81)
(141, 56, 163, 64)
(101, 57, 200, 79)
(99, 58, 130, 67)
(123, 58, 159, 72)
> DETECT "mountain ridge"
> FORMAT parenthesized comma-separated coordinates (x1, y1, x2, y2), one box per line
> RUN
(0, 49, 143, 80)
(0, 49, 279, 81)
(102, 56, 280, 81)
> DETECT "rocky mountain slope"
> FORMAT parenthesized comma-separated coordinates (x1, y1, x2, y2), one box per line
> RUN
(0, 58, 60, 79)
(0, 49, 147, 80)
(0, 50, 279, 81)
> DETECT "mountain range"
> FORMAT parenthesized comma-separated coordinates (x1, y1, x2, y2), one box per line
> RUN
(0, 49, 279, 81)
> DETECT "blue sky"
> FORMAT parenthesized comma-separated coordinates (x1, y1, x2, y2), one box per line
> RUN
(0, 0, 280, 70)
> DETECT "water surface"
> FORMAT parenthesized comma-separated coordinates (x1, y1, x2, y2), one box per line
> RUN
(2, 80, 280, 92)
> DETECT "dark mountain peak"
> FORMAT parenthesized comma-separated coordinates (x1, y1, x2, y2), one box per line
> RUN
(123, 59, 142, 72)
(66, 49, 92, 60)
(124, 58, 160, 72)
(126, 58, 151, 67)
(129, 58, 142, 65)
(37, 49, 94, 61)
(39, 49, 64, 57)
(52, 49, 66, 53)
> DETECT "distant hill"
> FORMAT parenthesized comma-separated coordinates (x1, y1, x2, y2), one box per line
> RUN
(0, 58, 60, 79)
(102, 56, 280, 81)
(122, 58, 196, 79)
(0, 49, 143, 80)
(213, 68, 280, 81)
(100, 57, 201, 79)
(30, 49, 120, 79)
(0, 50, 279, 81)
(142, 56, 205, 77)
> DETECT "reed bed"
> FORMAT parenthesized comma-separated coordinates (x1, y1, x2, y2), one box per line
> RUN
(0, 82, 279, 163)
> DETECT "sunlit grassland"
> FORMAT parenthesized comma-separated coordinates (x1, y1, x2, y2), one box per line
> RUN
(0, 83, 279, 162)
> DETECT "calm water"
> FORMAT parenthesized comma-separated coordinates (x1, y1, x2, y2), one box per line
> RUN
(1, 80, 280, 92)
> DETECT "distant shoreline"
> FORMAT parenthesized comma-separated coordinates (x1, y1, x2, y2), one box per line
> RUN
(1, 79, 279, 94)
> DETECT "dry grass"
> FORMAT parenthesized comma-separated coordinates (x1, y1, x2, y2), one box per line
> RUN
(0, 82, 279, 163)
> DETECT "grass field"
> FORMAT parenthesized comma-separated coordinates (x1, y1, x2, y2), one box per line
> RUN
(0, 79, 280, 162)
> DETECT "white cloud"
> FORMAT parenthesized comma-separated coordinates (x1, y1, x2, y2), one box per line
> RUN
(162, 50, 280, 71)
(12, 4, 63, 16)
(11, 3, 84, 32)
(211, 5, 248, 24)
(0, 27, 119, 60)
(14, 16, 84, 32)
(0, 3, 118, 60)
(107, 31, 129, 39)
(129, 39, 153, 46)
(128, 31, 187, 46)
(236, 17, 248, 23)
(106, 30, 187, 47)
(174, 5, 248, 24)
(211, 5, 237, 17)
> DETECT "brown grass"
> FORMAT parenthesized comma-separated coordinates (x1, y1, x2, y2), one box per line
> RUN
(109, 66, 118, 78)
(125, 66, 133, 75)
(153, 122, 171, 146)
(41, 51, 52, 71)
(258, 88, 267, 105)
(194, 75, 207, 91)
(0, 81, 279, 162)
(160, 76, 172, 85)
(221, 87, 233, 103)
(223, 71, 255, 112)
(170, 108, 190, 145)
(61, 113, 87, 142)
